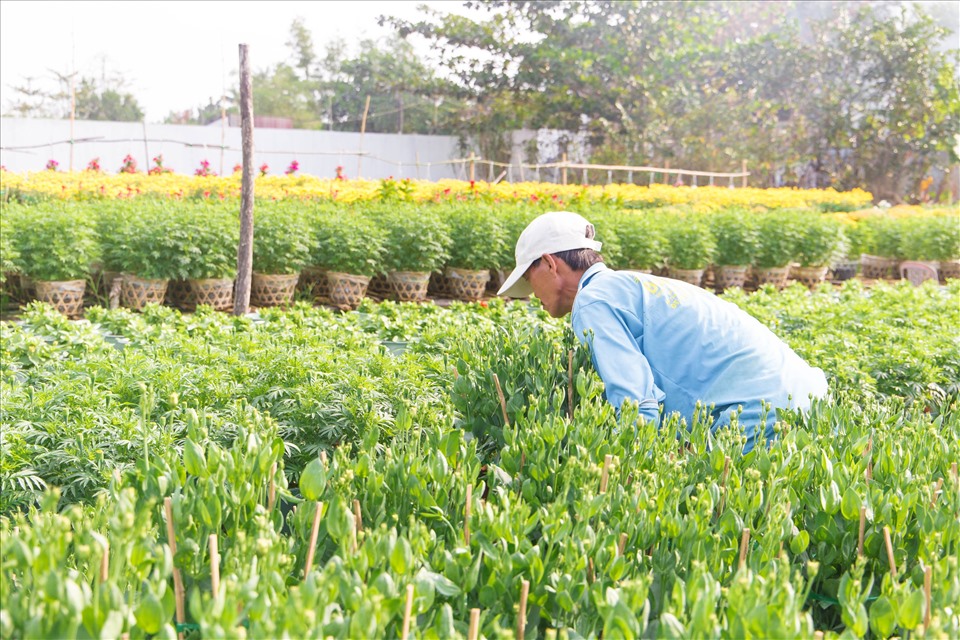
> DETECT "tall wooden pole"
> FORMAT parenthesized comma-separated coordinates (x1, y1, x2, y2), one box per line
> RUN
(234, 44, 255, 316)
(357, 96, 371, 179)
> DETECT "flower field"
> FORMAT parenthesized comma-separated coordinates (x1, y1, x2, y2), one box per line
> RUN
(1, 171, 959, 638)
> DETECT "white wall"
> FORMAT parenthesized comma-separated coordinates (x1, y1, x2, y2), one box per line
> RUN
(0, 117, 467, 180)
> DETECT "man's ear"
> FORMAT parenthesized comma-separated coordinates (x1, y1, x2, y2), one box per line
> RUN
(541, 253, 559, 273)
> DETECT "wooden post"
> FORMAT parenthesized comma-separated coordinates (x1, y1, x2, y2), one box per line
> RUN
(69, 71, 76, 171)
(931, 477, 943, 507)
(561, 153, 568, 186)
(233, 44, 255, 316)
(517, 579, 530, 640)
(738, 528, 751, 571)
(353, 499, 363, 541)
(492, 373, 509, 427)
(599, 455, 612, 494)
(663, 160, 670, 184)
(717, 456, 731, 517)
(415, 152, 421, 180)
(402, 583, 415, 640)
(467, 608, 480, 640)
(858, 505, 866, 558)
(741, 159, 748, 188)
(357, 96, 371, 179)
(142, 120, 150, 177)
(469, 152, 476, 182)
(304, 501, 323, 576)
(209, 534, 220, 599)
(587, 558, 595, 583)
(99, 539, 109, 582)
(883, 526, 897, 578)
(464, 484, 472, 546)
(164, 497, 186, 640)
(567, 350, 574, 419)
(617, 532, 628, 558)
(268, 461, 277, 512)
(924, 565, 932, 629)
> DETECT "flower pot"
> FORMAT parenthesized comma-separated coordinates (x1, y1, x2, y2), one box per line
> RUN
(754, 266, 791, 289)
(165, 279, 193, 310)
(388, 271, 431, 302)
(251, 272, 299, 308)
(327, 272, 370, 309)
(122, 275, 169, 311)
(367, 274, 392, 300)
(668, 267, 704, 287)
(830, 261, 859, 282)
(428, 271, 455, 298)
(486, 269, 507, 294)
(445, 267, 491, 301)
(939, 259, 960, 281)
(34, 279, 86, 317)
(860, 254, 897, 279)
(190, 278, 234, 311)
(714, 265, 749, 291)
(299, 267, 330, 301)
(791, 265, 830, 288)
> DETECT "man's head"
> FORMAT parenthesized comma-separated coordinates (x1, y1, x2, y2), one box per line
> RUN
(498, 211, 603, 317)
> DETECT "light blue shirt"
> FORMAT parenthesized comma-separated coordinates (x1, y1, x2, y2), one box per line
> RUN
(571, 264, 828, 453)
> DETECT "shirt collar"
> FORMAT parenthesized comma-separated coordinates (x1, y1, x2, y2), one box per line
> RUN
(578, 263, 609, 291)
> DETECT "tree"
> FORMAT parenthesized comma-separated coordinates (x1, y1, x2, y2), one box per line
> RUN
(4, 66, 145, 122)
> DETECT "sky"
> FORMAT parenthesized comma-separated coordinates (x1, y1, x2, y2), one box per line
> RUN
(0, 0, 459, 122)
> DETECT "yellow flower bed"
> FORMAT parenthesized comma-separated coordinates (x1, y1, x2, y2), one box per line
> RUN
(1, 170, 874, 209)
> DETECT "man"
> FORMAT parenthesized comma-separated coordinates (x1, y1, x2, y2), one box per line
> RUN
(497, 211, 828, 454)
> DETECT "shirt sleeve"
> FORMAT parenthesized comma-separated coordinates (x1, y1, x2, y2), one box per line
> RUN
(572, 298, 664, 427)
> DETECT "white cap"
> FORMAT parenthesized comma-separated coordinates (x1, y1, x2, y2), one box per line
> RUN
(497, 211, 602, 298)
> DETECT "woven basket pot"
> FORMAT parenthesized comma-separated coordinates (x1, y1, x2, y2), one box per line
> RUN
(388, 271, 431, 302)
(428, 271, 455, 298)
(791, 265, 830, 288)
(327, 272, 370, 309)
(860, 254, 898, 279)
(189, 278, 234, 311)
(298, 267, 330, 301)
(367, 273, 393, 299)
(251, 273, 299, 308)
(122, 275, 169, 311)
(446, 267, 491, 301)
(754, 266, 791, 289)
(939, 259, 960, 280)
(714, 265, 749, 291)
(668, 267, 704, 287)
(830, 261, 859, 282)
(165, 279, 193, 310)
(486, 269, 507, 294)
(34, 279, 86, 317)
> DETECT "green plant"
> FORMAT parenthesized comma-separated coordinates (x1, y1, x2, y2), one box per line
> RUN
(753, 212, 801, 268)
(253, 205, 313, 275)
(311, 210, 386, 276)
(9, 203, 99, 281)
(380, 206, 450, 273)
(0, 211, 20, 285)
(664, 215, 716, 270)
(174, 204, 239, 279)
(709, 211, 760, 266)
(861, 215, 902, 258)
(100, 202, 189, 280)
(794, 214, 845, 267)
(899, 214, 959, 261)
(446, 206, 507, 270)
(607, 211, 668, 271)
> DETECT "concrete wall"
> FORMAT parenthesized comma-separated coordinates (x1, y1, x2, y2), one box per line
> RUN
(0, 117, 467, 180)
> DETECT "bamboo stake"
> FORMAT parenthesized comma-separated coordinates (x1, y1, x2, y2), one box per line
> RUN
(587, 558, 595, 583)
(931, 477, 943, 508)
(717, 456, 731, 517)
(600, 454, 612, 494)
(865, 436, 873, 482)
(618, 532, 628, 558)
(268, 462, 277, 512)
(402, 583, 415, 640)
(320, 451, 328, 465)
(492, 373, 509, 427)
(99, 539, 109, 582)
(467, 608, 480, 640)
(233, 43, 254, 317)
(738, 528, 751, 571)
(924, 565, 932, 629)
(567, 349, 574, 419)
(517, 580, 530, 640)
(353, 499, 363, 539)
(464, 484, 473, 546)
(209, 534, 220, 599)
(164, 497, 186, 640)
(304, 501, 323, 576)
(858, 505, 866, 558)
(882, 526, 897, 578)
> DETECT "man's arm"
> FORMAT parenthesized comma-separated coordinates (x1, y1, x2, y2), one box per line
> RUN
(572, 299, 664, 426)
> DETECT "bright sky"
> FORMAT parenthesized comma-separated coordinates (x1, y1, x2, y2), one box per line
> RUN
(0, 0, 458, 122)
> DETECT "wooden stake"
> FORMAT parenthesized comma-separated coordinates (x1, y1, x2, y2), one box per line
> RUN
(587, 558, 595, 583)
(567, 349, 574, 419)
(268, 461, 277, 512)
(865, 437, 873, 482)
(467, 608, 480, 640)
(233, 43, 255, 317)
(599, 454, 612, 494)
(464, 484, 473, 546)
(858, 505, 866, 558)
(717, 456, 731, 517)
(304, 501, 323, 576)
(931, 477, 943, 508)
(492, 373, 509, 427)
(164, 497, 186, 640)
(209, 534, 220, 599)
(924, 565, 932, 629)
(357, 95, 371, 179)
(353, 499, 363, 539)
(99, 539, 109, 582)
(320, 450, 328, 465)
(617, 532, 628, 558)
(401, 583, 415, 640)
(738, 528, 751, 571)
(517, 579, 530, 640)
(883, 526, 897, 578)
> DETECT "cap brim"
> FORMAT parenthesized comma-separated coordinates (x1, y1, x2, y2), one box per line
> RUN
(497, 260, 535, 298)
